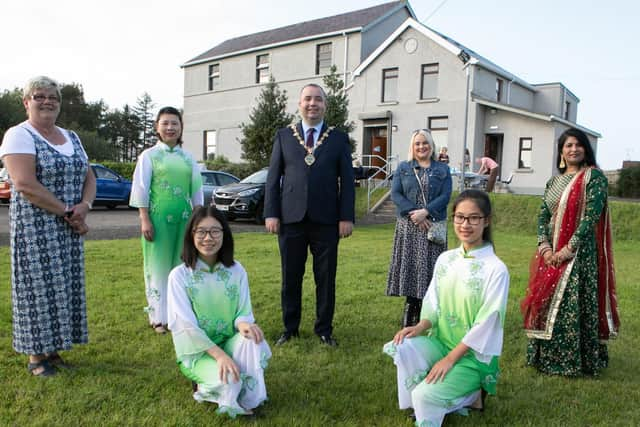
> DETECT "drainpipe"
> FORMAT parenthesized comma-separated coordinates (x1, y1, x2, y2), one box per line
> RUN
(343, 32, 349, 84)
(507, 78, 515, 104)
(460, 62, 472, 193)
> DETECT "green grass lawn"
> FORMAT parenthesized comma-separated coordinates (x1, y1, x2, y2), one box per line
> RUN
(0, 225, 638, 426)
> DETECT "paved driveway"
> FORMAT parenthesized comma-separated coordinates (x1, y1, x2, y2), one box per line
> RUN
(0, 204, 264, 246)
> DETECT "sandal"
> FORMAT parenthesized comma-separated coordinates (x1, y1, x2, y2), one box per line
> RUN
(151, 323, 167, 334)
(28, 359, 57, 377)
(47, 353, 74, 370)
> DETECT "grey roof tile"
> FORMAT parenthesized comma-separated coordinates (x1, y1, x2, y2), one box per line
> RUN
(185, 1, 404, 65)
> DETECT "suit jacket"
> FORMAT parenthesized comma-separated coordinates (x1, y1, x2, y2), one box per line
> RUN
(264, 122, 355, 225)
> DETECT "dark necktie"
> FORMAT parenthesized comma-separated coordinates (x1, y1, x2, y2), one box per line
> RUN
(306, 128, 315, 149)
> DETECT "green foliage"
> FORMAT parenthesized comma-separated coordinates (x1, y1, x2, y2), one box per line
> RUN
(56, 83, 107, 133)
(76, 129, 118, 162)
(355, 186, 388, 219)
(203, 155, 255, 179)
(132, 92, 156, 150)
(614, 166, 640, 198)
(451, 192, 640, 242)
(609, 199, 640, 242)
(0, 228, 637, 426)
(102, 105, 141, 162)
(239, 76, 294, 169)
(99, 161, 136, 179)
(0, 87, 27, 141)
(323, 65, 356, 152)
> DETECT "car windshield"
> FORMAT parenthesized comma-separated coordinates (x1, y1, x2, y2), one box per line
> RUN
(240, 169, 268, 184)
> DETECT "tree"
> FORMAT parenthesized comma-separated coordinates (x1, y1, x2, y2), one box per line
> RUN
(132, 92, 156, 151)
(0, 88, 26, 142)
(239, 77, 294, 168)
(57, 83, 87, 129)
(102, 105, 141, 162)
(56, 83, 106, 134)
(76, 129, 118, 161)
(323, 65, 356, 152)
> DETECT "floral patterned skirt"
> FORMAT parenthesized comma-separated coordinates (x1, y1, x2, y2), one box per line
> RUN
(386, 217, 446, 299)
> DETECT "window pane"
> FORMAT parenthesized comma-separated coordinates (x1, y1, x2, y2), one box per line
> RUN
(257, 54, 269, 65)
(519, 138, 532, 168)
(217, 174, 237, 186)
(209, 63, 220, 91)
(423, 64, 438, 73)
(421, 63, 438, 99)
(316, 43, 332, 74)
(422, 74, 438, 99)
(258, 68, 269, 83)
(431, 130, 448, 150)
(382, 68, 398, 102)
(205, 130, 217, 158)
(519, 151, 532, 168)
(429, 117, 448, 130)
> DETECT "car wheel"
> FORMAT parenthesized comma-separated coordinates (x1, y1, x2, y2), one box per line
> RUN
(106, 203, 117, 210)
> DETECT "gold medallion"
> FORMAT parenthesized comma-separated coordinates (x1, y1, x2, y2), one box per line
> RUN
(304, 153, 316, 165)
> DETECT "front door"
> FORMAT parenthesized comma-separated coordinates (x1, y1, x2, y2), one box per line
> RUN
(484, 134, 503, 176)
(371, 136, 387, 178)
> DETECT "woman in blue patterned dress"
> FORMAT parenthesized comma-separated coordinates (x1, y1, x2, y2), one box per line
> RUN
(0, 76, 96, 377)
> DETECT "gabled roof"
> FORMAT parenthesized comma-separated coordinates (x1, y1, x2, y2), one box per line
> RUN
(183, 1, 414, 67)
(532, 82, 580, 102)
(472, 93, 601, 138)
(352, 17, 538, 92)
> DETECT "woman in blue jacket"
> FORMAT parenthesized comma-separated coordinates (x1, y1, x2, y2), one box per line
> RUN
(386, 129, 452, 326)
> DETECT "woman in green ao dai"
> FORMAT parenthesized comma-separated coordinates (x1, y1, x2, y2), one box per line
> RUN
(167, 206, 271, 417)
(130, 107, 203, 333)
(384, 190, 510, 427)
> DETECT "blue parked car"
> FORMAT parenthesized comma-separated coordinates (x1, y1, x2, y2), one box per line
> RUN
(91, 163, 132, 209)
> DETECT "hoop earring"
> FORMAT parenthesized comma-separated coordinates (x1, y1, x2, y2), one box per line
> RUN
(559, 156, 566, 168)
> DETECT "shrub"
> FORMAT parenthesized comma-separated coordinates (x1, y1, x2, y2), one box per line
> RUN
(100, 161, 136, 180)
(614, 166, 640, 198)
(204, 155, 256, 179)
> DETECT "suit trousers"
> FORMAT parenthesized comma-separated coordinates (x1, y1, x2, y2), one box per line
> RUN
(278, 220, 339, 336)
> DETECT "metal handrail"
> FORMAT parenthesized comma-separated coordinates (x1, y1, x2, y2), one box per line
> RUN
(354, 154, 398, 212)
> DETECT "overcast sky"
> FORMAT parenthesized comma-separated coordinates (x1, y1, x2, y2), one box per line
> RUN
(2, 0, 637, 169)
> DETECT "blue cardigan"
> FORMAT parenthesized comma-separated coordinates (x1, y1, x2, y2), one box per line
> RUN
(391, 159, 452, 221)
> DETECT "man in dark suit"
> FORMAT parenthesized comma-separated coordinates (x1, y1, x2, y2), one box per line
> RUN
(264, 83, 355, 347)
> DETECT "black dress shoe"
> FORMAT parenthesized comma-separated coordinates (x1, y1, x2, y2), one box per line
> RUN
(275, 331, 298, 346)
(319, 335, 338, 347)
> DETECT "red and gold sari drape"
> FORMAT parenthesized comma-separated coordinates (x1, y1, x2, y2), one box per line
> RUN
(522, 168, 619, 341)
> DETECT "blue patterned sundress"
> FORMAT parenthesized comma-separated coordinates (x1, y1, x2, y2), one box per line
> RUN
(10, 127, 89, 354)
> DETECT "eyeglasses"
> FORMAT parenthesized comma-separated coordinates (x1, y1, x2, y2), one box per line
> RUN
(193, 227, 223, 239)
(31, 94, 60, 103)
(413, 128, 431, 134)
(452, 214, 485, 225)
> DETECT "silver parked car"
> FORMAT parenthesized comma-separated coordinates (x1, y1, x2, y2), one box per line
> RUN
(201, 170, 240, 205)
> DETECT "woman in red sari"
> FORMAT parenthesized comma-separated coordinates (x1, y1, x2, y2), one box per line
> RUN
(522, 128, 619, 376)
